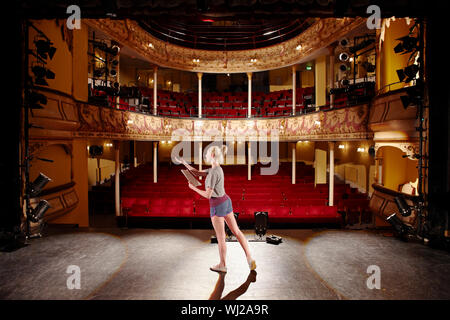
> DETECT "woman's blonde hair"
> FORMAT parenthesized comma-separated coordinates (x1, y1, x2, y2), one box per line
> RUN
(205, 145, 228, 165)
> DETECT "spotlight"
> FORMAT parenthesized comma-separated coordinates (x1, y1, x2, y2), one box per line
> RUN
(339, 52, 350, 62)
(29, 173, 52, 197)
(394, 36, 418, 54)
(400, 86, 422, 109)
(386, 213, 410, 235)
(254, 211, 268, 238)
(34, 39, 56, 60)
(93, 68, 105, 78)
(362, 61, 376, 73)
(339, 63, 349, 72)
(89, 145, 104, 157)
(32, 66, 55, 86)
(339, 38, 350, 47)
(394, 196, 412, 217)
(340, 79, 350, 86)
(396, 64, 419, 83)
(27, 91, 47, 109)
(109, 69, 117, 77)
(28, 200, 51, 223)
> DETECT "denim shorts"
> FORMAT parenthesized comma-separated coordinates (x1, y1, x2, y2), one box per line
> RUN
(210, 197, 233, 217)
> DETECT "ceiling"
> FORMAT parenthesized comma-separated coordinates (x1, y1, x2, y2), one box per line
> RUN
(18, 0, 431, 19)
(138, 17, 317, 50)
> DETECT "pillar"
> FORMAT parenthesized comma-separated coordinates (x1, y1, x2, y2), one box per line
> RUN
(197, 72, 203, 118)
(114, 140, 121, 216)
(315, 55, 327, 110)
(133, 140, 137, 168)
(153, 141, 158, 183)
(247, 141, 252, 180)
(329, 141, 335, 206)
(198, 141, 203, 180)
(292, 66, 296, 115)
(153, 66, 158, 115)
(292, 142, 296, 184)
(247, 72, 252, 118)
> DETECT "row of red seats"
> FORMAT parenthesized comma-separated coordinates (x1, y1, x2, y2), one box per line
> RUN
(121, 196, 340, 224)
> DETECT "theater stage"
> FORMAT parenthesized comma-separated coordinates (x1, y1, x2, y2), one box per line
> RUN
(1, 227, 449, 300)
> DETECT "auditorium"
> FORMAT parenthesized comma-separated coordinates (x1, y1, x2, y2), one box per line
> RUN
(1, 0, 449, 304)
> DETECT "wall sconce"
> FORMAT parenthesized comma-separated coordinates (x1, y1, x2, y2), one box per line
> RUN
(338, 144, 345, 149)
(357, 147, 365, 152)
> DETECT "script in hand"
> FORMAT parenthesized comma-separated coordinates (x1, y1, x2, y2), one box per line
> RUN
(181, 169, 201, 187)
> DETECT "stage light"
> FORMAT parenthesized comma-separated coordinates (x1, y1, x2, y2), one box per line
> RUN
(32, 66, 55, 86)
(339, 63, 349, 72)
(386, 213, 409, 235)
(340, 79, 350, 86)
(396, 64, 419, 83)
(339, 52, 350, 62)
(35, 39, 56, 60)
(109, 69, 117, 77)
(29, 173, 52, 197)
(28, 91, 47, 109)
(339, 38, 350, 47)
(394, 196, 412, 217)
(89, 145, 103, 157)
(254, 211, 268, 238)
(400, 86, 422, 109)
(394, 36, 418, 54)
(28, 199, 51, 223)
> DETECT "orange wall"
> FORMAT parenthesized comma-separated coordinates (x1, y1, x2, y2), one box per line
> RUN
(377, 18, 416, 92)
(29, 20, 88, 101)
(381, 146, 418, 191)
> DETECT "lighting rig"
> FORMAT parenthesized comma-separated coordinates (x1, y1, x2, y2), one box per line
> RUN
(23, 21, 55, 240)
(88, 33, 120, 105)
(386, 19, 429, 242)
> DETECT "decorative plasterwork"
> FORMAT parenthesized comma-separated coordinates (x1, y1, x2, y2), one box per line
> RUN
(84, 17, 366, 73)
(72, 103, 372, 142)
(374, 142, 419, 160)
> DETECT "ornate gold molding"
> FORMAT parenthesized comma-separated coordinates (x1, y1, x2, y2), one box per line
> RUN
(84, 17, 366, 73)
(30, 88, 372, 142)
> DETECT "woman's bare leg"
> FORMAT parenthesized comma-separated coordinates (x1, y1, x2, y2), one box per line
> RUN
(224, 212, 253, 261)
(211, 215, 227, 268)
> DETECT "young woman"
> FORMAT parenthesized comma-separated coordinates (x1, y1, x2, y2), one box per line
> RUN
(177, 146, 256, 273)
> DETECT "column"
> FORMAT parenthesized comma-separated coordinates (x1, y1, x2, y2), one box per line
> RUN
(198, 141, 203, 180)
(153, 66, 158, 115)
(247, 141, 252, 180)
(247, 72, 252, 118)
(197, 72, 203, 118)
(292, 142, 296, 184)
(153, 141, 158, 183)
(328, 47, 336, 108)
(292, 66, 296, 115)
(114, 140, 121, 216)
(133, 141, 137, 168)
(329, 142, 335, 206)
